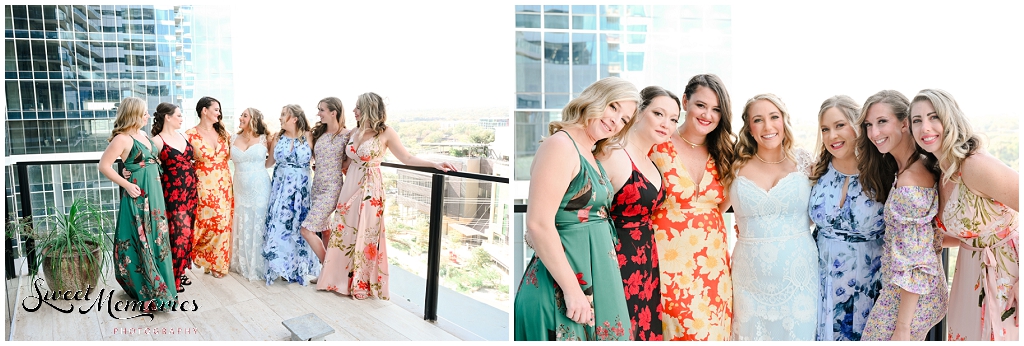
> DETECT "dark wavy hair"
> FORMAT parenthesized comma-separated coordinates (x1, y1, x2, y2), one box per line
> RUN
(682, 74, 736, 189)
(150, 102, 179, 136)
(196, 96, 228, 141)
(311, 97, 345, 153)
(855, 90, 933, 203)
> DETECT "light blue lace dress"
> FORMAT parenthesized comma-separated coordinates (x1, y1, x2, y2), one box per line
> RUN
(809, 163, 885, 341)
(262, 134, 320, 285)
(230, 134, 272, 281)
(730, 150, 819, 340)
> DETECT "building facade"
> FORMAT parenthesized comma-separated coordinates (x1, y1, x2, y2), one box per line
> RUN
(514, 4, 732, 186)
(3, 4, 233, 228)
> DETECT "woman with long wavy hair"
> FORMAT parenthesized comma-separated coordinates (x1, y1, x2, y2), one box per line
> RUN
(909, 89, 1017, 341)
(301, 97, 349, 270)
(185, 96, 234, 278)
(151, 102, 198, 293)
(230, 107, 272, 281)
(649, 74, 736, 340)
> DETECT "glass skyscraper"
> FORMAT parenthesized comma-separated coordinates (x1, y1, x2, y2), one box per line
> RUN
(514, 4, 732, 184)
(3, 5, 233, 228)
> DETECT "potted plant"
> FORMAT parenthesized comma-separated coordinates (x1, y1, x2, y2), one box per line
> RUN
(6, 211, 33, 277)
(29, 198, 112, 293)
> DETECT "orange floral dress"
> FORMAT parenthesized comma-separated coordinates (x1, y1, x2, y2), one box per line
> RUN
(186, 128, 234, 276)
(649, 140, 732, 341)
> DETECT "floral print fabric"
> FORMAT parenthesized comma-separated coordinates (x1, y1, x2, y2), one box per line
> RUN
(318, 134, 389, 299)
(649, 140, 732, 340)
(114, 137, 177, 306)
(809, 163, 885, 340)
(185, 128, 234, 276)
(610, 156, 665, 341)
(862, 183, 948, 340)
(263, 135, 319, 285)
(302, 132, 348, 233)
(156, 134, 198, 290)
(514, 130, 630, 341)
(942, 176, 1018, 341)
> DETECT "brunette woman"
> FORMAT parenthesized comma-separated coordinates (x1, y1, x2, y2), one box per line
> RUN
(151, 102, 198, 292)
(185, 96, 234, 278)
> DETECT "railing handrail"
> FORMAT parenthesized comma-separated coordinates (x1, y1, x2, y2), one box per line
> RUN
(381, 162, 509, 184)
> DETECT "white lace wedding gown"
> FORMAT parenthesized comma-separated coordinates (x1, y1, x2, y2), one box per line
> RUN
(230, 134, 271, 281)
(730, 150, 819, 340)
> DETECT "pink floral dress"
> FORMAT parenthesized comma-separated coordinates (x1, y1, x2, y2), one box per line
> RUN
(862, 181, 948, 340)
(941, 173, 1018, 341)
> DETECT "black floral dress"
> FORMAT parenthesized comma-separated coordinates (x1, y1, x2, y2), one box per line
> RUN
(157, 134, 198, 290)
(610, 154, 666, 341)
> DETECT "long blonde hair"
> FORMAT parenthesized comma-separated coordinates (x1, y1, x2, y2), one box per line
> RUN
(355, 92, 388, 134)
(733, 93, 795, 170)
(548, 77, 641, 157)
(911, 88, 983, 185)
(810, 95, 861, 182)
(108, 97, 147, 142)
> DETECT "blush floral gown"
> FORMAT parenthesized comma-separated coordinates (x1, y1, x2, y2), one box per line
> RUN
(730, 149, 818, 341)
(861, 178, 948, 340)
(809, 162, 885, 340)
(649, 140, 732, 340)
(156, 133, 198, 291)
(514, 130, 630, 341)
(185, 128, 233, 277)
(263, 134, 319, 285)
(114, 137, 177, 306)
(230, 134, 271, 281)
(318, 133, 389, 299)
(610, 153, 665, 341)
(941, 172, 1018, 341)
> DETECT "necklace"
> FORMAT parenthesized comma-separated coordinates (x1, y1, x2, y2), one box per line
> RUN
(755, 152, 786, 164)
(678, 129, 705, 148)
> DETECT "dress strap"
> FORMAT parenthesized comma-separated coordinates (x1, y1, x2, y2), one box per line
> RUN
(558, 130, 583, 157)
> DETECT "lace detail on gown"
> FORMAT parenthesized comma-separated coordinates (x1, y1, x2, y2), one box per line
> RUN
(230, 134, 271, 281)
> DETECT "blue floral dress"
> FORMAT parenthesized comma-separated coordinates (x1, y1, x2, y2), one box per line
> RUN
(262, 134, 320, 285)
(809, 163, 885, 340)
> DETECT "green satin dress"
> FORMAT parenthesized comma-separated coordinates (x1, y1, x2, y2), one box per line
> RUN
(514, 131, 631, 341)
(113, 137, 177, 307)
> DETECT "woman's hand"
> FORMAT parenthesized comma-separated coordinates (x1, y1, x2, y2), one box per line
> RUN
(433, 161, 457, 172)
(891, 325, 912, 341)
(124, 183, 142, 198)
(563, 288, 594, 326)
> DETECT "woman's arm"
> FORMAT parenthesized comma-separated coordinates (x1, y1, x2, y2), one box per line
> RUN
(265, 133, 278, 168)
(151, 134, 165, 156)
(382, 127, 455, 171)
(98, 134, 141, 198)
(961, 152, 1019, 211)
(892, 290, 920, 340)
(525, 134, 592, 326)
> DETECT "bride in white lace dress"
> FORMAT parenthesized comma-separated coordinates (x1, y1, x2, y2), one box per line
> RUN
(730, 94, 818, 340)
(230, 108, 272, 281)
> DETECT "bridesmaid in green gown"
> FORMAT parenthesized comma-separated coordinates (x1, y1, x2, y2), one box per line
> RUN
(515, 77, 640, 341)
(98, 97, 177, 310)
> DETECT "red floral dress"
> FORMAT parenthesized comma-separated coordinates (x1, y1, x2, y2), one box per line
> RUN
(649, 140, 732, 340)
(185, 128, 234, 276)
(157, 133, 198, 289)
(610, 155, 665, 341)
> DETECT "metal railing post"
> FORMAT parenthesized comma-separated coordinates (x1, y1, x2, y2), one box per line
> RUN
(424, 173, 445, 322)
(16, 163, 36, 275)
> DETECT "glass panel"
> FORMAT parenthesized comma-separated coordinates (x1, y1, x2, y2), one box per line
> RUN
(515, 31, 541, 93)
(27, 5, 43, 30)
(601, 34, 622, 78)
(515, 5, 540, 13)
(544, 93, 569, 109)
(50, 82, 64, 111)
(571, 33, 597, 93)
(544, 5, 568, 14)
(6, 81, 21, 111)
(571, 15, 596, 30)
(515, 14, 540, 29)
(35, 82, 51, 110)
(515, 94, 540, 109)
(544, 14, 568, 29)
(626, 52, 645, 71)
(19, 81, 35, 110)
(12, 5, 28, 30)
(543, 32, 569, 93)
(600, 5, 620, 30)
(5, 39, 16, 72)
(15, 40, 31, 71)
(571, 5, 596, 15)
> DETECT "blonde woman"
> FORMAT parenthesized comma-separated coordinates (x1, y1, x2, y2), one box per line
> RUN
(729, 93, 817, 340)
(230, 107, 271, 281)
(317, 93, 456, 299)
(515, 77, 639, 340)
(859, 90, 947, 341)
(809, 96, 885, 340)
(910, 89, 1017, 341)
(99, 97, 176, 310)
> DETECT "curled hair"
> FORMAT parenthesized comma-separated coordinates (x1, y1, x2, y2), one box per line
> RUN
(614, 85, 683, 151)
(355, 92, 388, 135)
(810, 95, 861, 182)
(856, 90, 909, 203)
(312, 97, 345, 153)
(911, 89, 983, 185)
(279, 104, 312, 139)
(236, 107, 269, 136)
(109, 97, 148, 142)
(548, 77, 641, 157)
(150, 102, 179, 137)
(734, 94, 795, 174)
(196, 96, 228, 141)
(682, 74, 737, 189)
